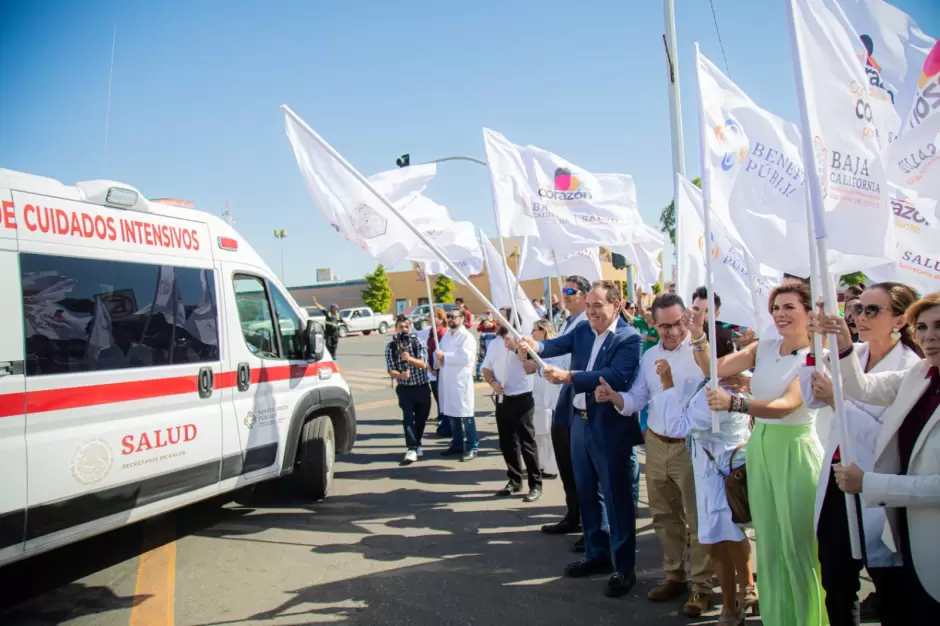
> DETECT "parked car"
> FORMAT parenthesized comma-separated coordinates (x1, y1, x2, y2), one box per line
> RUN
(407, 303, 460, 330)
(337, 306, 394, 337)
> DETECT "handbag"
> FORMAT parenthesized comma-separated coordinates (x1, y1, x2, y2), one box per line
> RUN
(702, 445, 751, 524)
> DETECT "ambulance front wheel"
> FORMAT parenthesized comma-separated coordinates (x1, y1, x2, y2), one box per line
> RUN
(298, 415, 335, 500)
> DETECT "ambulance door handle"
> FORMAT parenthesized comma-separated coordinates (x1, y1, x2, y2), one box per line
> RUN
(237, 362, 251, 392)
(198, 367, 214, 399)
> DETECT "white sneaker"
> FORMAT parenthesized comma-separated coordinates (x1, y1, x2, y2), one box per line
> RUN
(416, 447, 424, 457)
(404, 449, 418, 463)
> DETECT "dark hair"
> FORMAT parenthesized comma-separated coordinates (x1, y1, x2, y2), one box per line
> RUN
(768, 283, 812, 313)
(395, 314, 409, 324)
(650, 293, 685, 321)
(691, 286, 721, 313)
(869, 282, 923, 357)
(496, 308, 513, 336)
(591, 280, 621, 304)
(844, 285, 864, 300)
(783, 272, 809, 285)
(454, 297, 464, 305)
(565, 274, 591, 294)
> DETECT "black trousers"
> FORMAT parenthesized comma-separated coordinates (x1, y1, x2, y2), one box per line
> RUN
(429, 380, 441, 421)
(495, 392, 541, 490)
(551, 421, 579, 522)
(817, 469, 866, 626)
(396, 383, 431, 450)
(326, 337, 339, 359)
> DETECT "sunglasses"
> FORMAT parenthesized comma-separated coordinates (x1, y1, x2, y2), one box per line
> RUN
(848, 302, 886, 318)
(447, 314, 462, 320)
(562, 287, 582, 296)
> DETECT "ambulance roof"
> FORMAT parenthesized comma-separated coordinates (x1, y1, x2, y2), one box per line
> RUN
(0, 168, 270, 273)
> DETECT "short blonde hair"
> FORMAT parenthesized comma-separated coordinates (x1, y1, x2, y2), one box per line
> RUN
(906, 292, 940, 328)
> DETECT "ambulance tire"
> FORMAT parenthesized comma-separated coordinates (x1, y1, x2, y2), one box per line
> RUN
(363, 330, 372, 336)
(378, 322, 389, 334)
(298, 415, 335, 500)
(232, 485, 256, 506)
(337, 325, 348, 338)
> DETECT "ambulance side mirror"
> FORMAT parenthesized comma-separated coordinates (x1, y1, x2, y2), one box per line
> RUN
(306, 319, 325, 361)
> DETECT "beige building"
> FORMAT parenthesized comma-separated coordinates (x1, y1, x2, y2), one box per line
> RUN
(288, 239, 634, 315)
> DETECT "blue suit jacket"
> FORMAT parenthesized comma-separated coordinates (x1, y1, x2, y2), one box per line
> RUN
(540, 317, 643, 447)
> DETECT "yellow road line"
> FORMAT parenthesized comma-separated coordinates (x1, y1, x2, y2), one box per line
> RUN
(129, 519, 176, 626)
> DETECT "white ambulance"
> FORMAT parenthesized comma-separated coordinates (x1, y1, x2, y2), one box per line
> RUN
(0, 169, 357, 567)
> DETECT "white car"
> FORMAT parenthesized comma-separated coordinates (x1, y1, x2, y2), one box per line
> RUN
(337, 306, 394, 337)
(0, 169, 357, 567)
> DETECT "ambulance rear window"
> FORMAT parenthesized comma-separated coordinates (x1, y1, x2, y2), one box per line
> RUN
(20, 253, 220, 376)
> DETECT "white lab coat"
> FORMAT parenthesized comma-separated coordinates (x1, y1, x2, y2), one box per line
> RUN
(812, 342, 920, 567)
(839, 350, 940, 602)
(533, 355, 565, 436)
(438, 326, 477, 418)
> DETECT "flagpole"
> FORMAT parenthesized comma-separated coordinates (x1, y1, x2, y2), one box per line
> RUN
(747, 273, 763, 339)
(422, 263, 438, 352)
(104, 25, 116, 172)
(664, 0, 686, 296)
(693, 43, 721, 434)
(282, 105, 546, 368)
(784, 0, 862, 561)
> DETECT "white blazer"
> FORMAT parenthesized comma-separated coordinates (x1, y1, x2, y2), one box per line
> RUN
(840, 350, 940, 602)
(812, 342, 921, 567)
(438, 326, 477, 418)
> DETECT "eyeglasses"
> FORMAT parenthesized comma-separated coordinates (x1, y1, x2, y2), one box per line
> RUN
(657, 321, 686, 334)
(562, 287, 582, 296)
(447, 314, 462, 320)
(848, 302, 886, 318)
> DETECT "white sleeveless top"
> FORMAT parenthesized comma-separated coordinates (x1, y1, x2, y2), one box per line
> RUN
(751, 338, 817, 426)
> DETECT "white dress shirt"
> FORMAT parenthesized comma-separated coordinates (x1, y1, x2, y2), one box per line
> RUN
(572, 317, 619, 410)
(482, 337, 534, 396)
(617, 336, 705, 438)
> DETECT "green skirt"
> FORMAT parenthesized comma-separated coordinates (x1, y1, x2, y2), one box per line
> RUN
(747, 421, 827, 626)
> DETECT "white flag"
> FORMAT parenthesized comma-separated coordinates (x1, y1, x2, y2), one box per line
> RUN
(609, 242, 663, 295)
(184, 269, 219, 346)
(677, 175, 780, 328)
(86, 295, 114, 363)
(483, 128, 656, 253)
(885, 112, 940, 205)
(867, 184, 940, 294)
(151, 265, 186, 328)
(399, 194, 485, 283)
(517, 238, 603, 282)
(284, 110, 435, 266)
(788, 0, 894, 260)
(480, 230, 541, 330)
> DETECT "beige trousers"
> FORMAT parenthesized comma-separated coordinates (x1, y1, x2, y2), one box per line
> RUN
(645, 430, 714, 594)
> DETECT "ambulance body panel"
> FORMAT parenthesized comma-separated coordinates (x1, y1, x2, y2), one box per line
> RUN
(0, 169, 355, 567)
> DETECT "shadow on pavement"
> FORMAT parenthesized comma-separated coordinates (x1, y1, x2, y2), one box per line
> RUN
(1, 583, 151, 625)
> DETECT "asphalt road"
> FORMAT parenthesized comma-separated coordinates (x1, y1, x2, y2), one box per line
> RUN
(0, 332, 875, 625)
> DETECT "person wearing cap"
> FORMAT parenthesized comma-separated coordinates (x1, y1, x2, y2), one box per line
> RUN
(311, 296, 341, 359)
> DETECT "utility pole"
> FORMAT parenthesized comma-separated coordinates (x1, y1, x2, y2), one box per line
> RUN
(274, 229, 288, 284)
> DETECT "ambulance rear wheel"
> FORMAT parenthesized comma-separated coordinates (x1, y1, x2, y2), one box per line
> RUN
(298, 415, 335, 500)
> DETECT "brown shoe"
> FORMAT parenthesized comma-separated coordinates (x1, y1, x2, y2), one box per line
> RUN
(647, 579, 688, 602)
(683, 591, 711, 617)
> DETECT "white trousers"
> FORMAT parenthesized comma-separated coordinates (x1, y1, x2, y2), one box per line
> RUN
(535, 433, 558, 475)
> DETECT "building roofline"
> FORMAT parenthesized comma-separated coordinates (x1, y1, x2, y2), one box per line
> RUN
(288, 278, 366, 290)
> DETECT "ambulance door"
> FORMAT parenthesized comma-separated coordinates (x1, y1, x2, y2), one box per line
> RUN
(0, 209, 27, 564)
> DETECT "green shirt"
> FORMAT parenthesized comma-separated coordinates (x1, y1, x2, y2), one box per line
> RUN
(633, 317, 659, 353)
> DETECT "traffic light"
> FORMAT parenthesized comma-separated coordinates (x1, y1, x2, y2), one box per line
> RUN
(611, 253, 627, 270)
(396, 154, 410, 168)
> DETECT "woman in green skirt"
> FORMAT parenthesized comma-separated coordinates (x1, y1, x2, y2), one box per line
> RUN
(702, 283, 825, 626)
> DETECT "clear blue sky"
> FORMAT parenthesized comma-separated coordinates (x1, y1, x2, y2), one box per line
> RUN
(2, 0, 937, 286)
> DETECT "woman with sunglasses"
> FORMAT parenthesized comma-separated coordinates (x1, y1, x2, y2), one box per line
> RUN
(527, 319, 562, 478)
(809, 283, 922, 625)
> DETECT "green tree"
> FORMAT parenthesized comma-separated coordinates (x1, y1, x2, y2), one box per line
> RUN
(433, 274, 455, 303)
(361, 264, 392, 313)
(659, 176, 701, 245)
(839, 271, 867, 287)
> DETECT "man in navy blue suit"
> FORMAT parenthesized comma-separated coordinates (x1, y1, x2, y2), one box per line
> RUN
(519, 280, 643, 597)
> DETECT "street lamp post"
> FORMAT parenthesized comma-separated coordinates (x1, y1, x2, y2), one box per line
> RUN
(274, 228, 288, 284)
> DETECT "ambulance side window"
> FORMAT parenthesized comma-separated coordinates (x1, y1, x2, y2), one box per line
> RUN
(269, 285, 304, 360)
(20, 253, 220, 376)
(233, 275, 279, 359)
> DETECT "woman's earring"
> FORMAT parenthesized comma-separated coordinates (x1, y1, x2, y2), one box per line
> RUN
(891, 329, 901, 341)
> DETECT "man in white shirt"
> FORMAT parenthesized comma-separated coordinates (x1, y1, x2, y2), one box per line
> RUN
(482, 320, 541, 502)
(597, 292, 714, 617)
(436, 310, 479, 461)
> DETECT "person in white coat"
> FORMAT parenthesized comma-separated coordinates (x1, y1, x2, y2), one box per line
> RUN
(808, 282, 921, 626)
(525, 319, 562, 477)
(812, 291, 940, 624)
(436, 309, 479, 462)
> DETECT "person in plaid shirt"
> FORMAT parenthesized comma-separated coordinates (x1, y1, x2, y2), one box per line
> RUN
(386, 315, 431, 464)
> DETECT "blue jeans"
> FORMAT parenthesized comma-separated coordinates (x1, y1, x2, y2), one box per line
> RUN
(631, 446, 640, 510)
(571, 414, 637, 575)
(448, 415, 478, 452)
(476, 334, 495, 377)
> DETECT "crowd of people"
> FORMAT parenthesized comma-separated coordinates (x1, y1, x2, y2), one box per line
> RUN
(380, 276, 940, 625)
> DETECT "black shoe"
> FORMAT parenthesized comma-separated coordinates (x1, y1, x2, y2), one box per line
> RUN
(439, 447, 462, 456)
(604, 572, 637, 598)
(859, 592, 879, 620)
(542, 473, 558, 480)
(564, 557, 613, 578)
(541, 518, 581, 535)
(496, 482, 522, 496)
(572, 536, 585, 553)
(523, 487, 542, 503)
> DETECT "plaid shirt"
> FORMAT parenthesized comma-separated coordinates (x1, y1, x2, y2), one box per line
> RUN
(385, 333, 430, 387)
